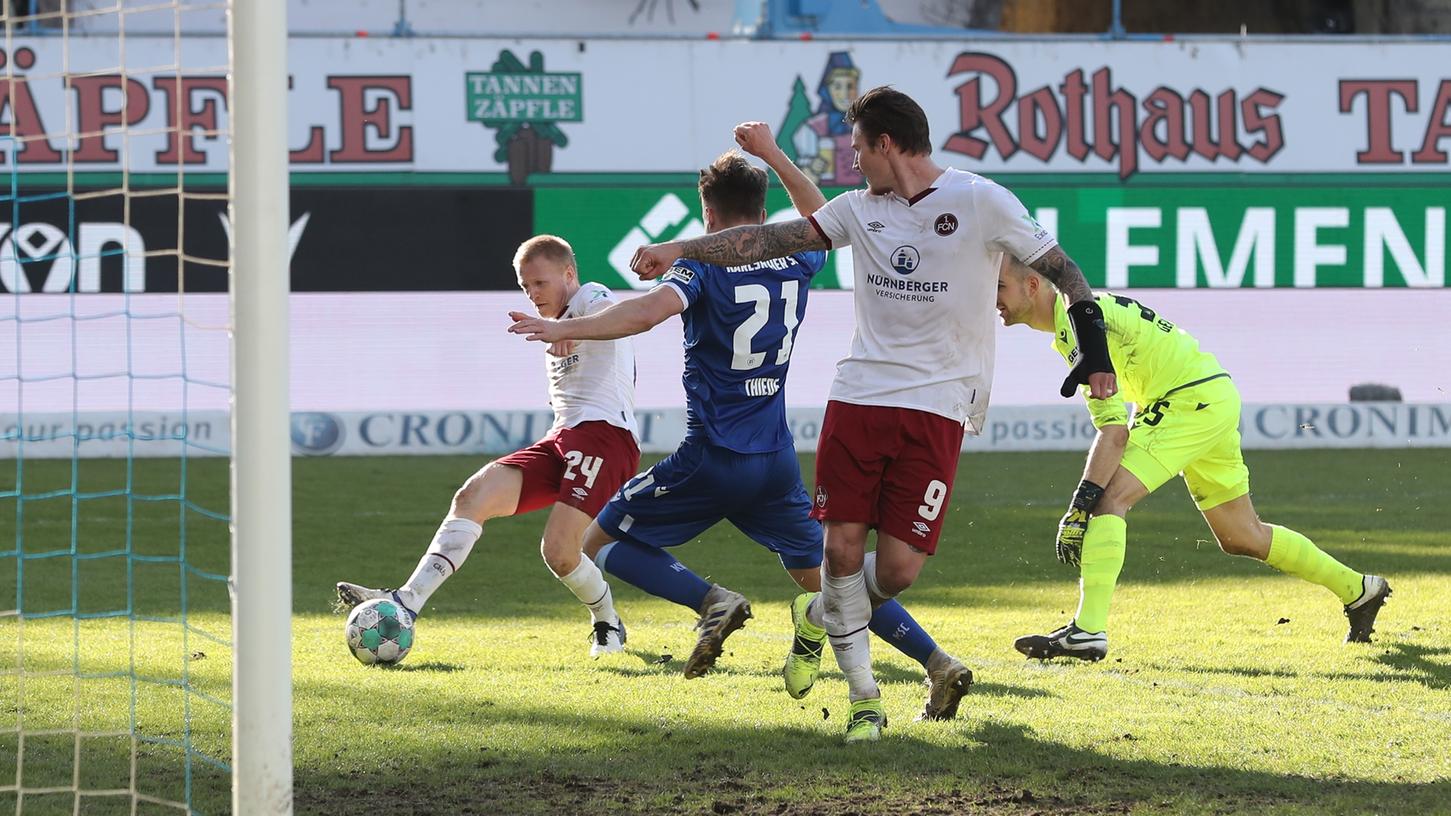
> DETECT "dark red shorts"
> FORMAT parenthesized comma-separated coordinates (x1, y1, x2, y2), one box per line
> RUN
(810, 400, 965, 554)
(496, 421, 640, 517)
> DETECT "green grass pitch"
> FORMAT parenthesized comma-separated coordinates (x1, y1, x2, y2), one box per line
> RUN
(4, 448, 1449, 814)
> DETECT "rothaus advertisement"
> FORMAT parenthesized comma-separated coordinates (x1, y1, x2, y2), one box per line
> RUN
(6, 404, 1450, 459)
(3, 38, 1446, 176)
(2, 38, 1446, 290)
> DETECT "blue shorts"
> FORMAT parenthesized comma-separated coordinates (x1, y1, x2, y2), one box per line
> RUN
(596, 439, 822, 570)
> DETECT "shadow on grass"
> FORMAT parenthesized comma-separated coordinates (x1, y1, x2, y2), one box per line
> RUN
(1373, 642, 1451, 690)
(292, 700, 1451, 816)
(1138, 640, 1451, 692)
(388, 660, 466, 673)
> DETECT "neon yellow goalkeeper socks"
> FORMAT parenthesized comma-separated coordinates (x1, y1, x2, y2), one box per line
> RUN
(1073, 514, 1127, 634)
(1264, 524, 1364, 605)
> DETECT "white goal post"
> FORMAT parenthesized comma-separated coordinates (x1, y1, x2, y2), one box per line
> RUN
(229, 0, 293, 811)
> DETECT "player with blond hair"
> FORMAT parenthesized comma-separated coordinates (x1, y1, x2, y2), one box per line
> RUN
(338, 235, 641, 657)
(512, 127, 972, 724)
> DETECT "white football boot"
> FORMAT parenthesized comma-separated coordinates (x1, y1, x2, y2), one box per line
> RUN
(589, 619, 627, 658)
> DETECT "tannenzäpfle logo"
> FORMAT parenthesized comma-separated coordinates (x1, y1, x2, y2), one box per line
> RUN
(466, 50, 582, 184)
(934, 213, 958, 236)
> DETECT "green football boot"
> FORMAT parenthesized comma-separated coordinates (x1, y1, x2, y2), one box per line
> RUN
(843, 698, 886, 743)
(783, 592, 827, 699)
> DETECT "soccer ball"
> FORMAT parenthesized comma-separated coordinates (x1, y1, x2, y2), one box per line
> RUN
(344, 598, 415, 666)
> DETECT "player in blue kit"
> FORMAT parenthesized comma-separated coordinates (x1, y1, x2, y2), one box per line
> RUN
(510, 124, 971, 721)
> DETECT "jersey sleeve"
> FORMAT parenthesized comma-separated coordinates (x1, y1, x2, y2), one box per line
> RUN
(807, 192, 854, 250)
(656, 260, 706, 310)
(578, 282, 617, 317)
(977, 180, 1057, 265)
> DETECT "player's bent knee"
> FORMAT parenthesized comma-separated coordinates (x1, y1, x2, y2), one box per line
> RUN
(1216, 538, 1254, 557)
(874, 568, 914, 598)
(539, 535, 582, 576)
(581, 522, 613, 559)
(1215, 522, 1271, 558)
(874, 554, 926, 597)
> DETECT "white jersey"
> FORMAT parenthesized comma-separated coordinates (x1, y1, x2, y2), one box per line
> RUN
(546, 282, 639, 439)
(808, 167, 1056, 433)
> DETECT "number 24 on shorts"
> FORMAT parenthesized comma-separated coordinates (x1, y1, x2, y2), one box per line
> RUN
(563, 451, 603, 488)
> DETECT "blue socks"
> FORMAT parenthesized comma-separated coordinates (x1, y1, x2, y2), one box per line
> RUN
(597, 539, 941, 668)
(595, 540, 712, 611)
(868, 599, 939, 667)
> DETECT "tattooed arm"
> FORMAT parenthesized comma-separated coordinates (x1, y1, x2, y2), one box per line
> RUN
(1026, 246, 1095, 304)
(630, 218, 827, 280)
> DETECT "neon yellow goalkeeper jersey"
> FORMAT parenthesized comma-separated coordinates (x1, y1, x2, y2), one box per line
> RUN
(1052, 293, 1228, 428)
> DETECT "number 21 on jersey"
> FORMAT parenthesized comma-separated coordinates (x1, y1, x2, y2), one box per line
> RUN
(731, 282, 801, 371)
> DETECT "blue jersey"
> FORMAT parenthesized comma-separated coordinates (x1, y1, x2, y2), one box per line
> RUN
(657, 251, 824, 453)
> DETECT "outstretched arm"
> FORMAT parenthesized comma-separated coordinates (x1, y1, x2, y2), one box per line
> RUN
(508, 287, 685, 343)
(735, 121, 827, 216)
(630, 218, 827, 279)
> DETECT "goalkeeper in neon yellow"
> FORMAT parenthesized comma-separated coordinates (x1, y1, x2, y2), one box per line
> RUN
(996, 258, 1391, 660)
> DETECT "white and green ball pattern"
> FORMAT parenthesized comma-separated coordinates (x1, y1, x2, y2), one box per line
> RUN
(345, 598, 415, 665)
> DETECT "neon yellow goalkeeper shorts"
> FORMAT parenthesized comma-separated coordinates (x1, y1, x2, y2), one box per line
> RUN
(1119, 375, 1250, 511)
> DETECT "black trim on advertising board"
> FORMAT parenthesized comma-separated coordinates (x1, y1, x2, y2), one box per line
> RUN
(0, 187, 534, 292)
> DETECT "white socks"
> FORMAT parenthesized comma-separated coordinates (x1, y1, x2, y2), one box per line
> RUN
(808, 551, 890, 627)
(558, 557, 618, 625)
(398, 517, 482, 612)
(806, 595, 825, 629)
(861, 551, 894, 602)
(821, 566, 878, 702)
(396, 516, 616, 626)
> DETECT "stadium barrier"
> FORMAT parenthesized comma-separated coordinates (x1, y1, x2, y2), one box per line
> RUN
(5, 402, 1449, 460)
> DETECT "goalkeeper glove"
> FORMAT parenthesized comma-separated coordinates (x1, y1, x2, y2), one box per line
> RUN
(1056, 479, 1105, 566)
(1061, 300, 1115, 398)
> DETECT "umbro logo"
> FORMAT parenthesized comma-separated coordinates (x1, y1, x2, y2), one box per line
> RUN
(572, 487, 589, 500)
(866, 221, 886, 233)
(912, 521, 930, 536)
